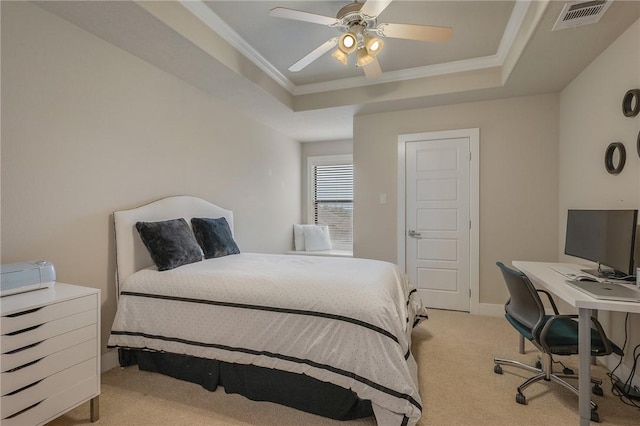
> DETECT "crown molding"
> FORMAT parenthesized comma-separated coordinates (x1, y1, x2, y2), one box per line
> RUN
(496, 0, 530, 63)
(179, 0, 295, 93)
(181, 0, 531, 96)
(293, 54, 503, 95)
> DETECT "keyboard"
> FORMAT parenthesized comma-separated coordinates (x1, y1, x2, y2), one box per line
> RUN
(549, 264, 582, 278)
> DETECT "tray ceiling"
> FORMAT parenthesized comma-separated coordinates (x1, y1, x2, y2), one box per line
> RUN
(34, 1, 640, 141)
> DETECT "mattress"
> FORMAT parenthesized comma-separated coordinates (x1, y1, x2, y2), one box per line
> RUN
(108, 252, 427, 425)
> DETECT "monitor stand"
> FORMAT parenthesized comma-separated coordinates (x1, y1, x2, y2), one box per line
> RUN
(581, 268, 608, 278)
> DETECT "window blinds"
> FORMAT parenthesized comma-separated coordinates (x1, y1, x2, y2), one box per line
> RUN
(313, 163, 353, 246)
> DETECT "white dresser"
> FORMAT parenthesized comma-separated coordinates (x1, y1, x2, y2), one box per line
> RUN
(0, 283, 100, 425)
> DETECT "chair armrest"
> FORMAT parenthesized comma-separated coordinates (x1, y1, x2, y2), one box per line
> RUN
(588, 315, 613, 355)
(535, 289, 559, 315)
(539, 314, 613, 355)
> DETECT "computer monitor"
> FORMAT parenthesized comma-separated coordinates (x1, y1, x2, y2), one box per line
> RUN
(564, 209, 638, 279)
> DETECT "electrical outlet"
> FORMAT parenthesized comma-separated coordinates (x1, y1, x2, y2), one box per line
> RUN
(614, 381, 640, 400)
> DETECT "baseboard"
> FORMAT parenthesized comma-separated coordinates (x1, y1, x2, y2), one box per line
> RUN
(470, 303, 564, 318)
(101, 348, 120, 373)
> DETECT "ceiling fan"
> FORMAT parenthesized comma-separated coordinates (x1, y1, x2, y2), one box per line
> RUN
(269, 0, 453, 79)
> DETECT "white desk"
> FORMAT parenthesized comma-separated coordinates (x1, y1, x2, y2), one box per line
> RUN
(513, 261, 640, 426)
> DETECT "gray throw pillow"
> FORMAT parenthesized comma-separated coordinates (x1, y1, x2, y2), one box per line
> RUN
(191, 217, 240, 259)
(135, 218, 203, 271)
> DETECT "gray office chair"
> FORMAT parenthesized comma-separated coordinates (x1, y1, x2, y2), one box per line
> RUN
(493, 262, 623, 423)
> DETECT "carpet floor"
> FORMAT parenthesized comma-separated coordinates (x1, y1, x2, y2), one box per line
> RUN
(47, 309, 640, 425)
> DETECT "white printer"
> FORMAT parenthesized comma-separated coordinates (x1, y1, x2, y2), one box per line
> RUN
(1, 261, 56, 296)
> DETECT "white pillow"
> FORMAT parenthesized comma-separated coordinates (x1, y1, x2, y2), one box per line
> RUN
(303, 225, 332, 251)
(293, 224, 306, 251)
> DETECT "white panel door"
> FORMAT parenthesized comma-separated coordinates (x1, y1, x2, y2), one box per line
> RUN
(406, 138, 471, 311)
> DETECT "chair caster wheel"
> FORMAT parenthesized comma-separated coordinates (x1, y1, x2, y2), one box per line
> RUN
(535, 360, 542, 369)
(494, 365, 503, 374)
(563, 367, 575, 375)
(593, 384, 604, 396)
(516, 393, 527, 405)
(590, 410, 600, 423)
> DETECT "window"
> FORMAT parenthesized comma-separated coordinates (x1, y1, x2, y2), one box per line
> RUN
(308, 155, 353, 250)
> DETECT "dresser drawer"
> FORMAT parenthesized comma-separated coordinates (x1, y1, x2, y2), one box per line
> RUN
(1, 358, 96, 419)
(1, 325, 95, 373)
(1, 309, 96, 354)
(1, 339, 97, 396)
(1, 375, 98, 426)
(0, 283, 101, 425)
(1, 294, 96, 335)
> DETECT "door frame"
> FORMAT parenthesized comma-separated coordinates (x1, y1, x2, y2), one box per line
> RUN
(397, 128, 480, 313)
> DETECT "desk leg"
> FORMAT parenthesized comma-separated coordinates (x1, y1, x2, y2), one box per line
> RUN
(519, 335, 525, 354)
(591, 310, 598, 365)
(579, 308, 591, 426)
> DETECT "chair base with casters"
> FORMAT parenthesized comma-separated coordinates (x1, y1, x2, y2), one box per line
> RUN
(494, 351, 603, 422)
(493, 262, 623, 424)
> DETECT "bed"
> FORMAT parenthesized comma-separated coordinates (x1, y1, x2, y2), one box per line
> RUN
(107, 196, 427, 425)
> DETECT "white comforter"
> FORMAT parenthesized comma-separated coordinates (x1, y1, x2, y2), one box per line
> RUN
(108, 253, 427, 426)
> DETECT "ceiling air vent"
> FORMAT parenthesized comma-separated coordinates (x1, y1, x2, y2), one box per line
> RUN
(552, 0, 612, 31)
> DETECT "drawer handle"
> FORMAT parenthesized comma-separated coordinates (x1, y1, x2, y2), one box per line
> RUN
(5, 323, 43, 336)
(5, 378, 43, 396)
(4, 400, 44, 419)
(6, 357, 42, 373)
(4, 307, 44, 317)
(6, 340, 43, 354)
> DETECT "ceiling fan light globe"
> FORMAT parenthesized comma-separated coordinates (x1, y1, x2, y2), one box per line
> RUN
(356, 48, 374, 67)
(339, 33, 357, 53)
(364, 35, 384, 57)
(331, 48, 348, 65)
(343, 34, 355, 48)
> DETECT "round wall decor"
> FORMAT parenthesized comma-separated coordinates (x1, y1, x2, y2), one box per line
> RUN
(637, 130, 640, 158)
(604, 142, 626, 175)
(622, 89, 640, 117)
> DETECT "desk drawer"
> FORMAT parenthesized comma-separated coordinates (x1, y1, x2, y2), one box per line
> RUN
(1, 309, 96, 354)
(1, 325, 95, 373)
(1, 295, 96, 335)
(1, 358, 96, 419)
(1, 339, 96, 396)
(1, 375, 97, 426)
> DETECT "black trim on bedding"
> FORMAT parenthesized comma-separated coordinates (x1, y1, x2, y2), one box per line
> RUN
(401, 415, 410, 426)
(406, 289, 417, 306)
(109, 331, 422, 412)
(413, 314, 428, 328)
(120, 291, 400, 344)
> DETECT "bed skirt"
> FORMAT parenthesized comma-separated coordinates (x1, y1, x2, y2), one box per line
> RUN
(118, 348, 373, 420)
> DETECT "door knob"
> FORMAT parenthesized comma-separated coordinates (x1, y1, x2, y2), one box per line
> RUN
(408, 230, 422, 239)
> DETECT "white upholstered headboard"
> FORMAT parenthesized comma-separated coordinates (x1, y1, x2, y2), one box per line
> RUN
(113, 196, 234, 292)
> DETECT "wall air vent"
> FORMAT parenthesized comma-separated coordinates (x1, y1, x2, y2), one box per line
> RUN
(552, 0, 612, 31)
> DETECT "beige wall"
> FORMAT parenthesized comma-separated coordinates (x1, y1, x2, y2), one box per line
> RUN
(558, 19, 640, 368)
(1, 2, 301, 353)
(353, 94, 559, 305)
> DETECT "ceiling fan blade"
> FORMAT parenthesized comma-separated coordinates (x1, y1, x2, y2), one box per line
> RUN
(360, 0, 394, 18)
(362, 57, 382, 80)
(269, 7, 338, 26)
(377, 23, 453, 42)
(288, 38, 339, 72)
